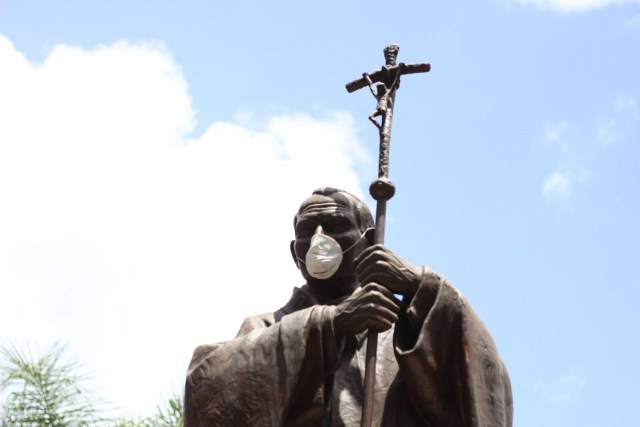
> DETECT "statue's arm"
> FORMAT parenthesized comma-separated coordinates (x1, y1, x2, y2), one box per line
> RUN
(394, 272, 513, 427)
(184, 306, 341, 427)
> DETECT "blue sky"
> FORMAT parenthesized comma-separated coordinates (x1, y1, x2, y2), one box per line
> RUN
(0, 0, 639, 425)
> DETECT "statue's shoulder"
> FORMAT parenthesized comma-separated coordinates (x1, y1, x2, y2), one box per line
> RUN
(236, 312, 277, 337)
(236, 286, 316, 337)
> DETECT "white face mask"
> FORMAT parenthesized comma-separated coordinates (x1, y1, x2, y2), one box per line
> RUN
(297, 227, 368, 280)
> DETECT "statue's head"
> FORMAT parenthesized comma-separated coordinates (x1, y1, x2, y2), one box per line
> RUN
(384, 44, 400, 66)
(291, 188, 374, 297)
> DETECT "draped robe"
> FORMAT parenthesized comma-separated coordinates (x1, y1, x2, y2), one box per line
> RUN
(185, 275, 513, 426)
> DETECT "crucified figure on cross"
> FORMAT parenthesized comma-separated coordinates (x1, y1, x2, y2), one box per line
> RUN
(346, 44, 430, 180)
(361, 45, 404, 130)
(364, 74, 395, 130)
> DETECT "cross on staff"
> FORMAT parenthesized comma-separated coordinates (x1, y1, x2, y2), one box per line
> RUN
(345, 44, 430, 427)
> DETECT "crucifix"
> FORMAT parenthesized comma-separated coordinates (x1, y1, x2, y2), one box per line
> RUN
(345, 44, 430, 427)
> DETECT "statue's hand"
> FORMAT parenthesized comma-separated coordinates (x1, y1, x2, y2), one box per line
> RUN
(354, 244, 422, 297)
(333, 283, 400, 340)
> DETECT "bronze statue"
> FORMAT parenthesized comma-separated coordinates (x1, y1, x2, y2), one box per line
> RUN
(184, 45, 512, 427)
(184, 188, 513, 426)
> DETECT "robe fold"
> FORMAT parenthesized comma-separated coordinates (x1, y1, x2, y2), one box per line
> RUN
(185, 275, 512, 427)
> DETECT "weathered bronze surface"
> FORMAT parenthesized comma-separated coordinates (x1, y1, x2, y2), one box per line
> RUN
(184, 46, 512, 427)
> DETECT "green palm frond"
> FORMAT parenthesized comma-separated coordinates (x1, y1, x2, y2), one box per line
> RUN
(0, 341, 103, 427)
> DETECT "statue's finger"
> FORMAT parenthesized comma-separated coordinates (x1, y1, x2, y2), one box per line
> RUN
(354, 246, 387, 273)
(361, 282, 401, 309)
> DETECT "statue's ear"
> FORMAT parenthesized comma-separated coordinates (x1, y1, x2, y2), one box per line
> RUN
(290, 240, 299, 269)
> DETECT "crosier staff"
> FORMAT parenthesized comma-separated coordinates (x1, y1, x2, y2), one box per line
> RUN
(345, 44, 430, 427)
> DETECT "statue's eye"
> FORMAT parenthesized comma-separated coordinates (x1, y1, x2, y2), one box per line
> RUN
(296, 223, 315, 238)
(324, 220, 350, 233)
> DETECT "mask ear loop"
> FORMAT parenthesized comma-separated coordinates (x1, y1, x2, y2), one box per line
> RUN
(337, 227, 375, 255)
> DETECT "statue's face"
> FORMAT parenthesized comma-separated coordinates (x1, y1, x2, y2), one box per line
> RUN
(293, 193, 367, 296)
(386, 52, 397, 66)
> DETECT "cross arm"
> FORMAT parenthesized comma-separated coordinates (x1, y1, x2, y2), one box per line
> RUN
(345, 62, 431, 93)
(345, 69, 386, 93)
(400, 62, 431, 75)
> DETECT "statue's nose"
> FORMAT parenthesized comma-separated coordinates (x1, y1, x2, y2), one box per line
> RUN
(315, 225, 324, 235)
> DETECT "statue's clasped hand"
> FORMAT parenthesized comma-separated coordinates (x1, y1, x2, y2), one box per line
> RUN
(333, 283, 400, 341)
(354, 244, 422, 297)
(332, 245, 423, 340)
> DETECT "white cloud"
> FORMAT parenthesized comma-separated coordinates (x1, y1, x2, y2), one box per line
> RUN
(541, 94, 637, 206)
(595, 94, 640, 146)
(542, 168, 588, 204)
(0, 36, 368, 417)
(534, 366, 587, 404)
(540, 122, 586, 203)
(542, 121, 571, 145)
(508, 0, 640, 13)
(542, 171, 572, 196)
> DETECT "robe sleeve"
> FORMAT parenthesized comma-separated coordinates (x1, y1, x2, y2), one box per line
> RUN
(184, 305, 341, 427)
(394, 270, 513, 427)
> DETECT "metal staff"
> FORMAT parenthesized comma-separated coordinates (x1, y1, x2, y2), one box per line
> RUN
(345, 44, 430, 427)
